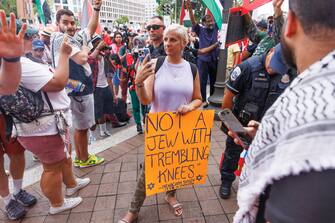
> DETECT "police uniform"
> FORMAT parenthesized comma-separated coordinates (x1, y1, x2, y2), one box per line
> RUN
(220, 53, 292, 190)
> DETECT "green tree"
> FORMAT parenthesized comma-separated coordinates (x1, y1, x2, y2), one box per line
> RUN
(115, 16, 129, 25)
(0, 0, 17, 16)
(156, 0, 206, 24)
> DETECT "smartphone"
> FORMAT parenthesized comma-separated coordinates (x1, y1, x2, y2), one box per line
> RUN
(218, 109, 250, 149)
(138, 47, 151, 62)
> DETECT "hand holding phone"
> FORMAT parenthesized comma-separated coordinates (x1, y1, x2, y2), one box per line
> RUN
(218, 109, 251, 149)
(138, 47, 151, 63)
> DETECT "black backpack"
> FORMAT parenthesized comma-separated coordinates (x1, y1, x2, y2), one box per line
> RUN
(0, 58, 53, 138)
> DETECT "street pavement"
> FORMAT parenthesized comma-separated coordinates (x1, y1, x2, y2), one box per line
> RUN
(0, 121, 239, 223)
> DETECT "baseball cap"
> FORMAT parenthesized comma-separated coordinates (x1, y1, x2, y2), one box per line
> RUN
(269, 44, 289, 75)
(15, 20, 39, 39)
(32, 39, 45, 50)
(256, 19, 268, 30)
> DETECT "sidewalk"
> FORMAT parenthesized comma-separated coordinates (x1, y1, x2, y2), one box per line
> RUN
(0, 122, 239, 223)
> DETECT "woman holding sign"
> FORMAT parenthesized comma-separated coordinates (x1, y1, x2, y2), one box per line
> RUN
(119, 24, 202, 223)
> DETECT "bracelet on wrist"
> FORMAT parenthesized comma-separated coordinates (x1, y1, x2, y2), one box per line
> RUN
(2, 57, 21, 63)
(93, 8, 100, 11)
(136, 83, 144, 88)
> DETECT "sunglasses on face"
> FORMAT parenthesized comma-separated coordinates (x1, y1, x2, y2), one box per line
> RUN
(146, 24, 164, 31)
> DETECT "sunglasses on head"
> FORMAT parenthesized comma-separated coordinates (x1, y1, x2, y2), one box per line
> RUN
(146, 24, 164, 31)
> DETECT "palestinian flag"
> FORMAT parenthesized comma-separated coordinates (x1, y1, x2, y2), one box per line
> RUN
(33, 0, 52, 25)
(179, 0, 192, 27)
(201, 0, 223, 29)
(240, 0, 272, 14)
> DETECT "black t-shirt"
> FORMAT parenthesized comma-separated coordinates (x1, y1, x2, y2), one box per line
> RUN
(149, 42, 166, 59)
(265, 169, 335, 223)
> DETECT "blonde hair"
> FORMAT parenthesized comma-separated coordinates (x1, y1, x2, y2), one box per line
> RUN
(163, 24, 189, 45)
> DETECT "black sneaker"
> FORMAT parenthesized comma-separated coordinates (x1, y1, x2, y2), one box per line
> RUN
(219, 181, 232, 199)
(5, 199, 26, 220)
(136, 124, 143, 134)
(14, 189, 37, 207)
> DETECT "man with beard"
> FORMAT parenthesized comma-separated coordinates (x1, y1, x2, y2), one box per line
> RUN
(51, 0, 104, 168)
(186, 0, 219, 106)
(233, 0, 335, 222)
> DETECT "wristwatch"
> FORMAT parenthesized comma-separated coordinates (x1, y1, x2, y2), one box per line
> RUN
(2, 57, 21, 62)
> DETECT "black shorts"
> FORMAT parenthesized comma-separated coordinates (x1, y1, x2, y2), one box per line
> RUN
(93, 86, 114, 120)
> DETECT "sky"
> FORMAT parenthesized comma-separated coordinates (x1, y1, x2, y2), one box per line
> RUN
(253, 1, 289, 20)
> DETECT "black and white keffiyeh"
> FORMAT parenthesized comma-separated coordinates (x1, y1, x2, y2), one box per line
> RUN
(234, 50, 335, 223)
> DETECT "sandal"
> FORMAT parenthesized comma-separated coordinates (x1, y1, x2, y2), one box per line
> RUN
(118, 212, 138, 223)
(165, 196, 183, 217)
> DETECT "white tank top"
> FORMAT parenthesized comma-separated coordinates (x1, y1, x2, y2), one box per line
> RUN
(150, 58, 194, 113)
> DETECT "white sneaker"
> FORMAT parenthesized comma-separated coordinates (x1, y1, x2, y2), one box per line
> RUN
(65, 178, 91, 196)
(49, 197, 82, 214)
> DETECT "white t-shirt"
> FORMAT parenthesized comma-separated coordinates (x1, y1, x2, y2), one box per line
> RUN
(16, 57, 72, 137)
(51, 30, 92, 76)
(96, 59, 108, 88)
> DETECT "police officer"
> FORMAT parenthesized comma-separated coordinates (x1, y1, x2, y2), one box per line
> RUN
(219, 44, 293, 199)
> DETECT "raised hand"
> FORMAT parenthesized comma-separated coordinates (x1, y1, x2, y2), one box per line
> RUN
(273, 0, 284, 17)
(185, 0, 192, 9)
(0, 11, 27, 58)
(93, 0, 102, 9)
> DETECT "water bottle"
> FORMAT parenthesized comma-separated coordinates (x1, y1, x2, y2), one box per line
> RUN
(66, 79, 86, 94)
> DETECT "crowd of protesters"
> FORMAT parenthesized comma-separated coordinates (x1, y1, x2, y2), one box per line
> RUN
(1, 0, 335, 222)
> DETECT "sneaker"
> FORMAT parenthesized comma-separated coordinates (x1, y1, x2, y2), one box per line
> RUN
(66, 178, 91, 196)
(13, 189, 37, 207)
(136, 124, 143, 134)
(32, 155, 39, 162)
(5, 199, 26, 220)
(100, 131, 112, 137)
(73, 157, 80, 168)
(202, 101, 209, 108)
(79, 154, 104, 168)
(49, 197, 82, 215)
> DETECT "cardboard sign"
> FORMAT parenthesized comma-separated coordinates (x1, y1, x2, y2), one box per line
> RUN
(144, 110, 215, 196)
(242, 0, 272, 14)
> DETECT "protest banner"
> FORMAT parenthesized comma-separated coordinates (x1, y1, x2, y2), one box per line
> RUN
(144, 110, 215, 196)
(241, 0, 272, 14)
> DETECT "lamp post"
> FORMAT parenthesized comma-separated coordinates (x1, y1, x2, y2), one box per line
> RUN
(207, 0, 234, 116)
